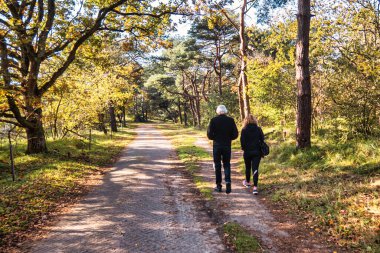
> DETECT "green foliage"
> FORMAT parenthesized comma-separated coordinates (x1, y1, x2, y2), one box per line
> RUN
(201, 89, 240, 125)
(0, 0, 185, 153)
(247, 0, 380, 136)
(43, 39, 139, 137)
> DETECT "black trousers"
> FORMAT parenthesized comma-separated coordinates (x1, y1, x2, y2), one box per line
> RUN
(213, 145, 231, 185)
(243, 153, 261, 187)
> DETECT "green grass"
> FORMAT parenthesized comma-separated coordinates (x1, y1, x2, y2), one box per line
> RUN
(255, 135, 380, 251)
(156, 124, 213, 199)
(0, 126, 137, 248)
(223, 222, 262, 253)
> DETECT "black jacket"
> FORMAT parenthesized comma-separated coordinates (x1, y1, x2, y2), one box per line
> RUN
(207, 115, 238, 146)
(240, 124, 264, 155)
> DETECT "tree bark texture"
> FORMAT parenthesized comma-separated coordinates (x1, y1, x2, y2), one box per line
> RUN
(178, 99, 183, 124)
(240, 0, 251, 118)
(98, 113, 108, 134)
(296, 0, 312, 149)
(237, 76, 245, 121)
(109, 103, 118, 132)
(26, 115, 48, 154)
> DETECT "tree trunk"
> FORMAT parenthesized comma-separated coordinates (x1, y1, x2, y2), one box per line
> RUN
(237, 76, 245, 121)
(122, 106, 127, 127)
(184, 102, 188, 126)
(218, 63, 222, 96)
(53, 92, 63, 139)
(98, 113, 108, 134)
(144, 105, 148, 122)
(295, 0, 312, 149)
(240, 0, 250, 117)
(26, 116, 48, 154)
(109, 103, 118, 132)
(178, 99, 183, 124)
(195, 98, 201, 128)
(189, 99, 197, 126)
(214, 41, 223, 96)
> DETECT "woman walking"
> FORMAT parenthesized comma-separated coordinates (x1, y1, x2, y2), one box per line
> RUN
(240, 114, 265, 195)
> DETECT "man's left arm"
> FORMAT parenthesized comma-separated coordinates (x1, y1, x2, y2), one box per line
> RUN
(207, 119, 215, 140)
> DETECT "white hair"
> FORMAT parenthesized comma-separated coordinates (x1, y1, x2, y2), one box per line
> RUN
(216, 105, 228, 115)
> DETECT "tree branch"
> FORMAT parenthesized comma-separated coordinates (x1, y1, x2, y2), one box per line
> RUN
(37, 0, 55, 57)
(0, 118, 23, 127)
(25, 0, 37, 26)
(38, 0, 129, 95)
(0, 37, 12, 86)
(6, 95, 34, 128)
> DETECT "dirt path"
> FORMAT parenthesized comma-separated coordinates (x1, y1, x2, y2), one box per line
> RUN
(23, 125, 225, 253)
(194, 137, 338, 253)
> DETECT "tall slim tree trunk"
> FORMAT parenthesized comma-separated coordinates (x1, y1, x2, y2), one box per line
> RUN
(98, 113, 108, 134)
(145, 103, 148, 122)
(183, 102, 188, 126)
(122, 106, 127, 127)
(189, 99, 197, 126)
(178, 99, 183, 124)
(109, 102, 118, 132)
(215, 41, 223, 96)
(296, 0, 312, 149)
(237, 76, 245, 121)
(240, 0, 250, 117)
(195, 98, 201, 128)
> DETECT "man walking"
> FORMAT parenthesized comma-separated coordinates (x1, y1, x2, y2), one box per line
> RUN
(207, 105, 238, 194)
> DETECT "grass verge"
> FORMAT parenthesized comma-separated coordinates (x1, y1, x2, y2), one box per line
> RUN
(223, 222, 262, 253)
(255, 136, 380, 251)
(0, 126, 137, 248)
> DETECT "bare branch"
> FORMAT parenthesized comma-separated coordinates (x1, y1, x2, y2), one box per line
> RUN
(0, 118, 23, 127)
(6, 96, 34, 128)
(25, 0, 37, 26)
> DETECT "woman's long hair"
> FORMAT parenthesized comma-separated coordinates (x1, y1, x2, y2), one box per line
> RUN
(242, 114, 258, 128)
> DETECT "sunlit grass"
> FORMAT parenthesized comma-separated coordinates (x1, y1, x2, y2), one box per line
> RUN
(0, 126, 137, 247)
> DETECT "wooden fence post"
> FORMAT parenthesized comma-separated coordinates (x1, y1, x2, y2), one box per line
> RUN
(8, 130, 15, 181)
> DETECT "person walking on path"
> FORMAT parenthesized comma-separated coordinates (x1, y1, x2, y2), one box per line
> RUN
(240, 114, 265, 195)
(207, 105, 238, 194)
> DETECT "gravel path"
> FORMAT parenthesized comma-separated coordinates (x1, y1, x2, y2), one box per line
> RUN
(24, 125, 225, 253)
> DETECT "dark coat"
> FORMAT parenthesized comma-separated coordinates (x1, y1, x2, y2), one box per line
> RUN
(240, 124, 264, 156)
(207, 114, 238, 146)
